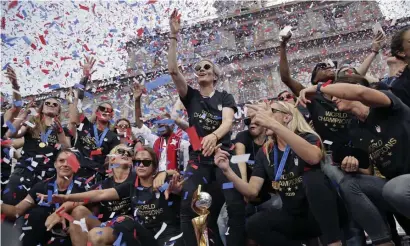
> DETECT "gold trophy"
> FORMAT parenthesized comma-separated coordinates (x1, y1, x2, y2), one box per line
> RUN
(191, 185, 212, 246)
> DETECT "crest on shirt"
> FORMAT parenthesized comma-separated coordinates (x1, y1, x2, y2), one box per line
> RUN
(375, 125, 381, 133)
(294, 157, 299, 166)
(218, 104, 222, 111)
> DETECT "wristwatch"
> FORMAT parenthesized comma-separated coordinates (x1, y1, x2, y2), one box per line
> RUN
(316, 82, 324, 94)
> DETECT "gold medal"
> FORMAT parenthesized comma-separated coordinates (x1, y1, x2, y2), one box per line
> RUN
(272, 181, 280, 190)
(39, 142, 46, 148)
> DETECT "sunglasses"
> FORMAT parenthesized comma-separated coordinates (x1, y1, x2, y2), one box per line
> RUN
(271, 108, 288, 114)
(244, 117, 251, 126)
(98, 105, 113, 113)
(194, 63, 212, 72)
(133, 159, 153, 167)
(45, 101, 59, 107)
(116, 124, 130, 129)
(278, 94, 294, 101)
(116, 149, 132, 157)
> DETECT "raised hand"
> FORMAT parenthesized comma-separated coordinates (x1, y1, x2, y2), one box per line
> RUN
(52, 117, 64, 134)
(371, 31, 386, 53)
(165, 173, 183, 200)
(80, 55, 96, 77)
(296, 86, 317, 108)
(169, 9, 181, 35)
(133, 79, 144, 99)
(5, 66, 19, 90)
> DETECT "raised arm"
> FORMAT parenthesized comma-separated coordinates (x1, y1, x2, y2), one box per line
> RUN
(355, 31, 385, 76)
(4, 66, 22, 122)
(48, 188, 120, 204)
(168, 9, 188, 98)
(279, 36, 305, 96)
(68, 88, 80, 139)
(133, 81, 144, 128)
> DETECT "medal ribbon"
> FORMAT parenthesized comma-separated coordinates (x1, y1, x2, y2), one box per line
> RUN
(93, 124, 109, 148)
(53, 180, 74, 209)
(273, 144, 291, 182)
(40, 128, 53, 144)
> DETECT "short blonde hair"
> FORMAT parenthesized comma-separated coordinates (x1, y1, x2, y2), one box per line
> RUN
(196, 59, 221, 85)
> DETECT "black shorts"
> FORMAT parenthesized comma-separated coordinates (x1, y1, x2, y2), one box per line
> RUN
(111, 216, 158, 246)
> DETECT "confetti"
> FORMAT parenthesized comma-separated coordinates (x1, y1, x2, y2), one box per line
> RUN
(230, 154, 250, 164)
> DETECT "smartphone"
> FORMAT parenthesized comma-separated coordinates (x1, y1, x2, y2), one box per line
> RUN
(279, 25, 292, 41)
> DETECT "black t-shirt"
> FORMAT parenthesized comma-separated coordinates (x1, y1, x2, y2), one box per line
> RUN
(391, 65, 410, 108)
(297, 105, 311, 123)
(307, 93, 353, 163)
(115, 176, 180, 230)
(96, 172, 134, 222)
(252, 133, 321, 215)
(73, 117, 120, 170)
(28, 177, 86, 211)
(1, 115, 8, 139)
(180, 85, 237, 162)
(360, 91, 410, 179)
(19, 127, 70, 173)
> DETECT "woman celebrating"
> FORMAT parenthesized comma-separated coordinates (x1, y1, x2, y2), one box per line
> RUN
(3, 97, 70, 205)
(1, 150, 85, 246)
(168, 9, 245, 246)
(298, 74, 410, 220)
(45, 146, 183, 246)
(67, 144, 135, 246)
(215, 101, 343, 246)
(114, 118, 135, 145)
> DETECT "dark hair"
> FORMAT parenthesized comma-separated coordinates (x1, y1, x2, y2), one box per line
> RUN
(311, 61, 338, 84)
(135, 146, 159, 171)
(334, 74, 370, 87)
(391, 26, 410, 60)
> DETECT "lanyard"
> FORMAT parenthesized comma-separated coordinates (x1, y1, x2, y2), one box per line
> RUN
(40, 128, 53, 143)
(93, 124, 109, 148)
(273, 144, 291, 181)
(53, 180, 74, 209)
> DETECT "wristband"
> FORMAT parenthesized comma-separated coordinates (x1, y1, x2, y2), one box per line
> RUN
(316, 82, 323, 94)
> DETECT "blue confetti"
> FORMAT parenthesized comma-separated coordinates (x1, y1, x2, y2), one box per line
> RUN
(133, 16, 138, 25)
(154, 119, 175, 125)
(22, 36, 31, 46)
(183, 191, 188, 200)
(2, 63, 10, 71)
(145, 74, 171, 92)
(3, 188, 9, 194)
(84, 91, 93, 98)
(14, 100, 23, 107)
(222, 182, 234, 189)
(47, 189, 52, 203)
(109, 29, 118, 33)
(159, 182, 169, 193)
(202, 177, 208, 184)
(73, 83, 84, 89)
(6, 121, 16, 133)
(168, 201, 173, 206)
(49, 84, 61, 90)
(247, 160, 255, 165)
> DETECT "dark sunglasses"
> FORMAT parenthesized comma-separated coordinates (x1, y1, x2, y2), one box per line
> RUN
(244, 117, 251, 126)
(116, 148, 132, 157)
(271, 108, 288, 114)
(116, 124, 130, 129)
(98, 105, 113, 113)
(194, 63, 212, 71)
(278, 94, 294, 101)
(133, 159, 153, 167)
(45, 101, 59, 107)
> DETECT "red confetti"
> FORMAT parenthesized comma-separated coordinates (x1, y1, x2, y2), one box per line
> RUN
(45, 61, 53, 65)
(1, 139, 12, 147)
(41, 69, 49, 74)
(44, 84, 50, 88)
(16, 13, 24, 19)
(83, 44, 90, 51)
(30, 43, 37, 50)
(191, 39, 199, 45)
(79, 4, 89, 11)
(1, 213, 6, 222)
(60, 56, 72, 61)
(39, 35, 46, 45)
(25, 58, 30, 66)
(1, 17, 5, 29)
(60, 212, 74, 222)
(79, 114, 85, 123)
(67, 153, 80, 173)
(92, 3, 96, 15)
(85, 175, 95, 184)
(137, 28, 144, 37)
(90, 149, 102, 157)
(8, 0, 18, 10)
(134, 176, 139, 187)
(191, 164, 198, 169)
(147, 0, 157, 4)
(186, 127, 201, 151)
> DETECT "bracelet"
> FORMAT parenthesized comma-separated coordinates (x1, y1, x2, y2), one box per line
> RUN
(371, 50, 379, 54)
(212, 132, 219, 141)
(169, 37, 177, 41)
(316, 82, 323, 94)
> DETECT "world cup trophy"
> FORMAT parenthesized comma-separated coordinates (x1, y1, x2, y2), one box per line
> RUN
(191, 185, 212, 246)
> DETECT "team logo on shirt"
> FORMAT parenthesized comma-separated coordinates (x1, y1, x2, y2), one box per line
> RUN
(218, 104, 222, 111)
(294, 157, 299, 166)
(375, 125, 381, 133)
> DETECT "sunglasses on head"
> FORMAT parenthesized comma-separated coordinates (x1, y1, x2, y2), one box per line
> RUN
(244, 117, 251, 126)
(133, 159, 153, 167)
(45, 101, 59, 107)
(116, 124, 130, 129)
(194, 63, 212, 72)
(116, 148, 132, 157)
(271, 108, 288, 114)
(278, 94, 294, 101)
(98, 105, 113, 113)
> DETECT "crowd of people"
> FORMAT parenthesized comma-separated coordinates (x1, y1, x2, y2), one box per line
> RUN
(1, 9, 409, 246)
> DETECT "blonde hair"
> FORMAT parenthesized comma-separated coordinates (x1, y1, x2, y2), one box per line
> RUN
(263, 101, 324, 165)
(105, 144, 133, 168)
(28, 98, 62, 138)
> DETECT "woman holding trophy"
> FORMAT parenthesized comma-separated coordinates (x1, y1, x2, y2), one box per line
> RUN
(215, 101, 344, 246)
(168, 9, 246, 246)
